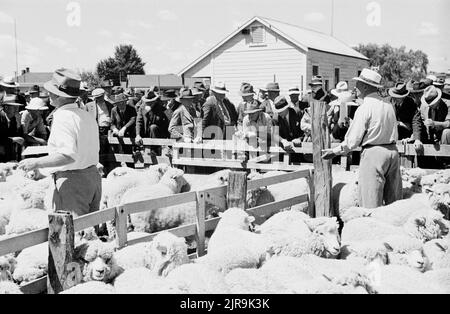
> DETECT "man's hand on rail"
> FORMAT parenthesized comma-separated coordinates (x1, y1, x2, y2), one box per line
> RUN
(414, 140, 424, 152)
(193, 136, 202, 144)
(135, 135, 143, 145)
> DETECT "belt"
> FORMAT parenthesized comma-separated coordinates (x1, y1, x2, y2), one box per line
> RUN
(362, 143, 396, 149)
(52, 165, 97, 178)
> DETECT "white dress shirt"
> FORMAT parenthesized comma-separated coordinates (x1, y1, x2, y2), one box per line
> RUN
(45, 103, 99, 173)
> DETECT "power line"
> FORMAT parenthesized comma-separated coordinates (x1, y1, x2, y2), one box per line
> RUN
(14, 18, 19, 81)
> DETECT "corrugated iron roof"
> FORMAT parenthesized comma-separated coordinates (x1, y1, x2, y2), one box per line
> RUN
(179, 16, 368, 75)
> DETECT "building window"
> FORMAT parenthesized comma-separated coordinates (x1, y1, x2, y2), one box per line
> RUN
(334, 68, 340, 86)
(250, 26, 265, 44)
(325, 80, 329, 91)
(313, 65, 319, 76)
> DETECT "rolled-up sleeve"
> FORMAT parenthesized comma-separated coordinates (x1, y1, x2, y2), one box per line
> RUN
(339, 105, 369, 154)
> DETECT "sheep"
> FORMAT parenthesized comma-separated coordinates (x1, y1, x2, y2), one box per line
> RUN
(166, 263, 230, 294)
(422, 269, 450, 294)
(106, 162, 138, 180)
(124, 168, 190, 233)
(114, 267, 181, 294)
(103, 163, 170, 207)
(259, 212, 341, 259)
(0, 162, 18, 182)
(60, 281, 115, 294)
(225, 268, 294, 294)
(114, 231, 189, 276)
(332, 180, 359, 219)
(422, 238, 450, 269)
(341, 211, 448, 244)
(5, 208, 48, 236)
(12, 243, 48, 284)
(0, 281, 23, 294)
(0, 255, 15, 282)
(425, 183, 450, 220)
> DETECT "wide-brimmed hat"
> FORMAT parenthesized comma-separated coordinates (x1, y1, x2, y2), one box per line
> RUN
(434, 78, 445, 87)
(25, 97, 48, 110)
(352, 68, 383, 88)
(111, 86, 124, 94)
(191, 87, 203, 96)
(388, 82, 410, 98)
(161, 89, 178, 101)
(194, 81, 207, 91)
(309, 76, 324, 87)
(407, 80, 427, 93)
(426, 74, 438, 82)
(2, 94, 22, 106)
(273, 95, 290, 113)
(92, 88, 105, 99)
(0, 76, 19, 88)
(210, 81, 229, 94)
(43, 68, 81, 98)
(421, 85, 442, 107)
(331, 81, 349, 97)
(177, 87, 195, 101)
(111, 93, 128, 105)
(260, 82, 280, 92)
(240, 83, 256, 96)
(288, 87, 301, 95)
(244, 100, 263, 114)
(142, 90, 160, 103)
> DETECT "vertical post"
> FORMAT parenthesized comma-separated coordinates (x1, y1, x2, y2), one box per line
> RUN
(227, 171, 248, 209)
(307, 169, 315, 217)
(48, 211, 81, 294)
(115, 205, 128, 249)
(196, 191, 206, 257)
(311, 100, 333, 217)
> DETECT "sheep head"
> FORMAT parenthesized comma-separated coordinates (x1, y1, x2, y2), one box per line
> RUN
(217, 207, 255, 231)
(145, 231, 189, 277)
(78, 241, 119, 283)
(404, 249, 431, 272)
(211, 169, 231, 185)
(0, 256, 13, 282)
(404, 211, 448, 242)
(425, 183, 450, 220)
(159, 168, 187, 194)
(308, 217, 341, 258)
(148, 163, 170, 179)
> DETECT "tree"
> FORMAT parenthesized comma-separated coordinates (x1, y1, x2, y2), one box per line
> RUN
(96, 45, 146, 86)
(355, 43, 429, 85)
(80, 71, 101, 89)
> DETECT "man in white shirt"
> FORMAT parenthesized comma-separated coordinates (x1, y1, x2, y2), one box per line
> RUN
(322, 68, 402, 208)
(18, 68, 101, 217)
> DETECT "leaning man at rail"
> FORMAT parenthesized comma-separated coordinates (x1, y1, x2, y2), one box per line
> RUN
(18, 68, 102, 218)
(321, 68, 402, 208)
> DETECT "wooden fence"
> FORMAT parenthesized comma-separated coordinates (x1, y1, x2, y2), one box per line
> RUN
(0, 167, 314, 294)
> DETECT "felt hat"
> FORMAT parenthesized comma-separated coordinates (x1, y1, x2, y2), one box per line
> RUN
(244, 100, 263, 114)
(142, 90, 160, 103)
(190, 87, 204, 96)
(407, 80, 427, 93)
(43, 68, 81, 98)
(260, 82, 280, 92)
(309, 76, 324, 87)
(2, 94, 22, 106)
(92, 88, 106, 99)
(161, 89, 178, 101)
(433, 78, 445, 87)
(388, 82, 410, 98)
(239, 83, 256, 96)
(210, 81, 229, 94)
(288, 87, 301, 95)
(273, 95, 290, 113)
(421, 85, 442, 107)
(25, 97, 49, 110)
(111, 93, 128, 105)
(177, 87, 195, 100)
(352, 68, 383, 88)
(0, 76, 19, 88)
(331, 81, 349, 97)
(194, 81, 207, 91)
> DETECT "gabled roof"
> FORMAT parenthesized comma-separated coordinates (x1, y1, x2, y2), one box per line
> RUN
(16, 72, 53, 84)
(127, 74, 183, 88)
(179, 16, 368, 76)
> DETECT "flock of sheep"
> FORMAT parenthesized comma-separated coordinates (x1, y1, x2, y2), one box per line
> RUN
(0, 160, 449, 294)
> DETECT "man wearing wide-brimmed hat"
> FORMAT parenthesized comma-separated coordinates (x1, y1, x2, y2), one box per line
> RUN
(326, 81, 353, 142)
(0, 94, 25, 161)
(18, 68, 101, 218)
(322, 68, 402, 209)
(110, 93, 137, 139)
(198, 81, 237, 141)
(260, 82, 281, 117)
(406, 79, 428, 107)
(168, 88, 200, 143)
(161, 89, 180, 121)
(388, 82, 419, 142)
(20, 97, 49, 147)
(135, 90, 170, 151)
(271, 95, 303, 151)
(237, 82, 260, 126)
(0, 76, 20, 95)
(238, 98, 272, 149)
(287, 86, 301, 112)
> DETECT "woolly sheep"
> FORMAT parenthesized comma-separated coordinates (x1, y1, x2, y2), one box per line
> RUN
(0, 255, 15, 282)
(332, 181, 359, 218)
(114, 267, 181, 294)
(425, 183, 450, 220)
(422, 269, 450, 294)
(12, 243, 48, 284)
(114, 231, 189, 276)
(422, 238, 450, 269)
(341, 211, 447, 244)
(259, 212, 341, 259)
(5, 208, 48, 236)
(60, 281, 115, 294)
(106, 162, 137, 180)
(166, 263, 230, 294)
(0, 281, 23, 294)
(78, 240, 121, 283)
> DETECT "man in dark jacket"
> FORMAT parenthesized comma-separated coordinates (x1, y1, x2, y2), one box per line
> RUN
(271, 96, 303, 151)
(135, 91, 170, 148)
(197, 82, 237, 141)
(0, 94, 24, 161)
(388, 82, 418, 141)
(110, 93, 137, 138)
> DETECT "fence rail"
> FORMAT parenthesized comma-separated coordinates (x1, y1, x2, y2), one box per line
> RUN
(0, 167, 313, 294)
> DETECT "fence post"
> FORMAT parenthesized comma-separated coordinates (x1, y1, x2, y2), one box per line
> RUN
(227, 171, 248, 209)
(115, 205, 128, 249)
(311, 100, 333, 217)
(47, 211, 81, 294)
(307, 169, 315, 217)
(195, 192, 206, 257)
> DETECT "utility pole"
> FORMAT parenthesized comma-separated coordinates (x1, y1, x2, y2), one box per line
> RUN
(331, 0, 335, 37)
(14, 18, 19, 82)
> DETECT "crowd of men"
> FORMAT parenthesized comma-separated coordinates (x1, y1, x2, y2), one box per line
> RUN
(1, 70, 449, 169)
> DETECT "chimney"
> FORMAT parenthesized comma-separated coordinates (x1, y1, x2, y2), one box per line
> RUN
(26, 67, 30, 73)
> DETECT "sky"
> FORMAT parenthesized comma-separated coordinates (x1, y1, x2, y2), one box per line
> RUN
(0, 0, 449, 78)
